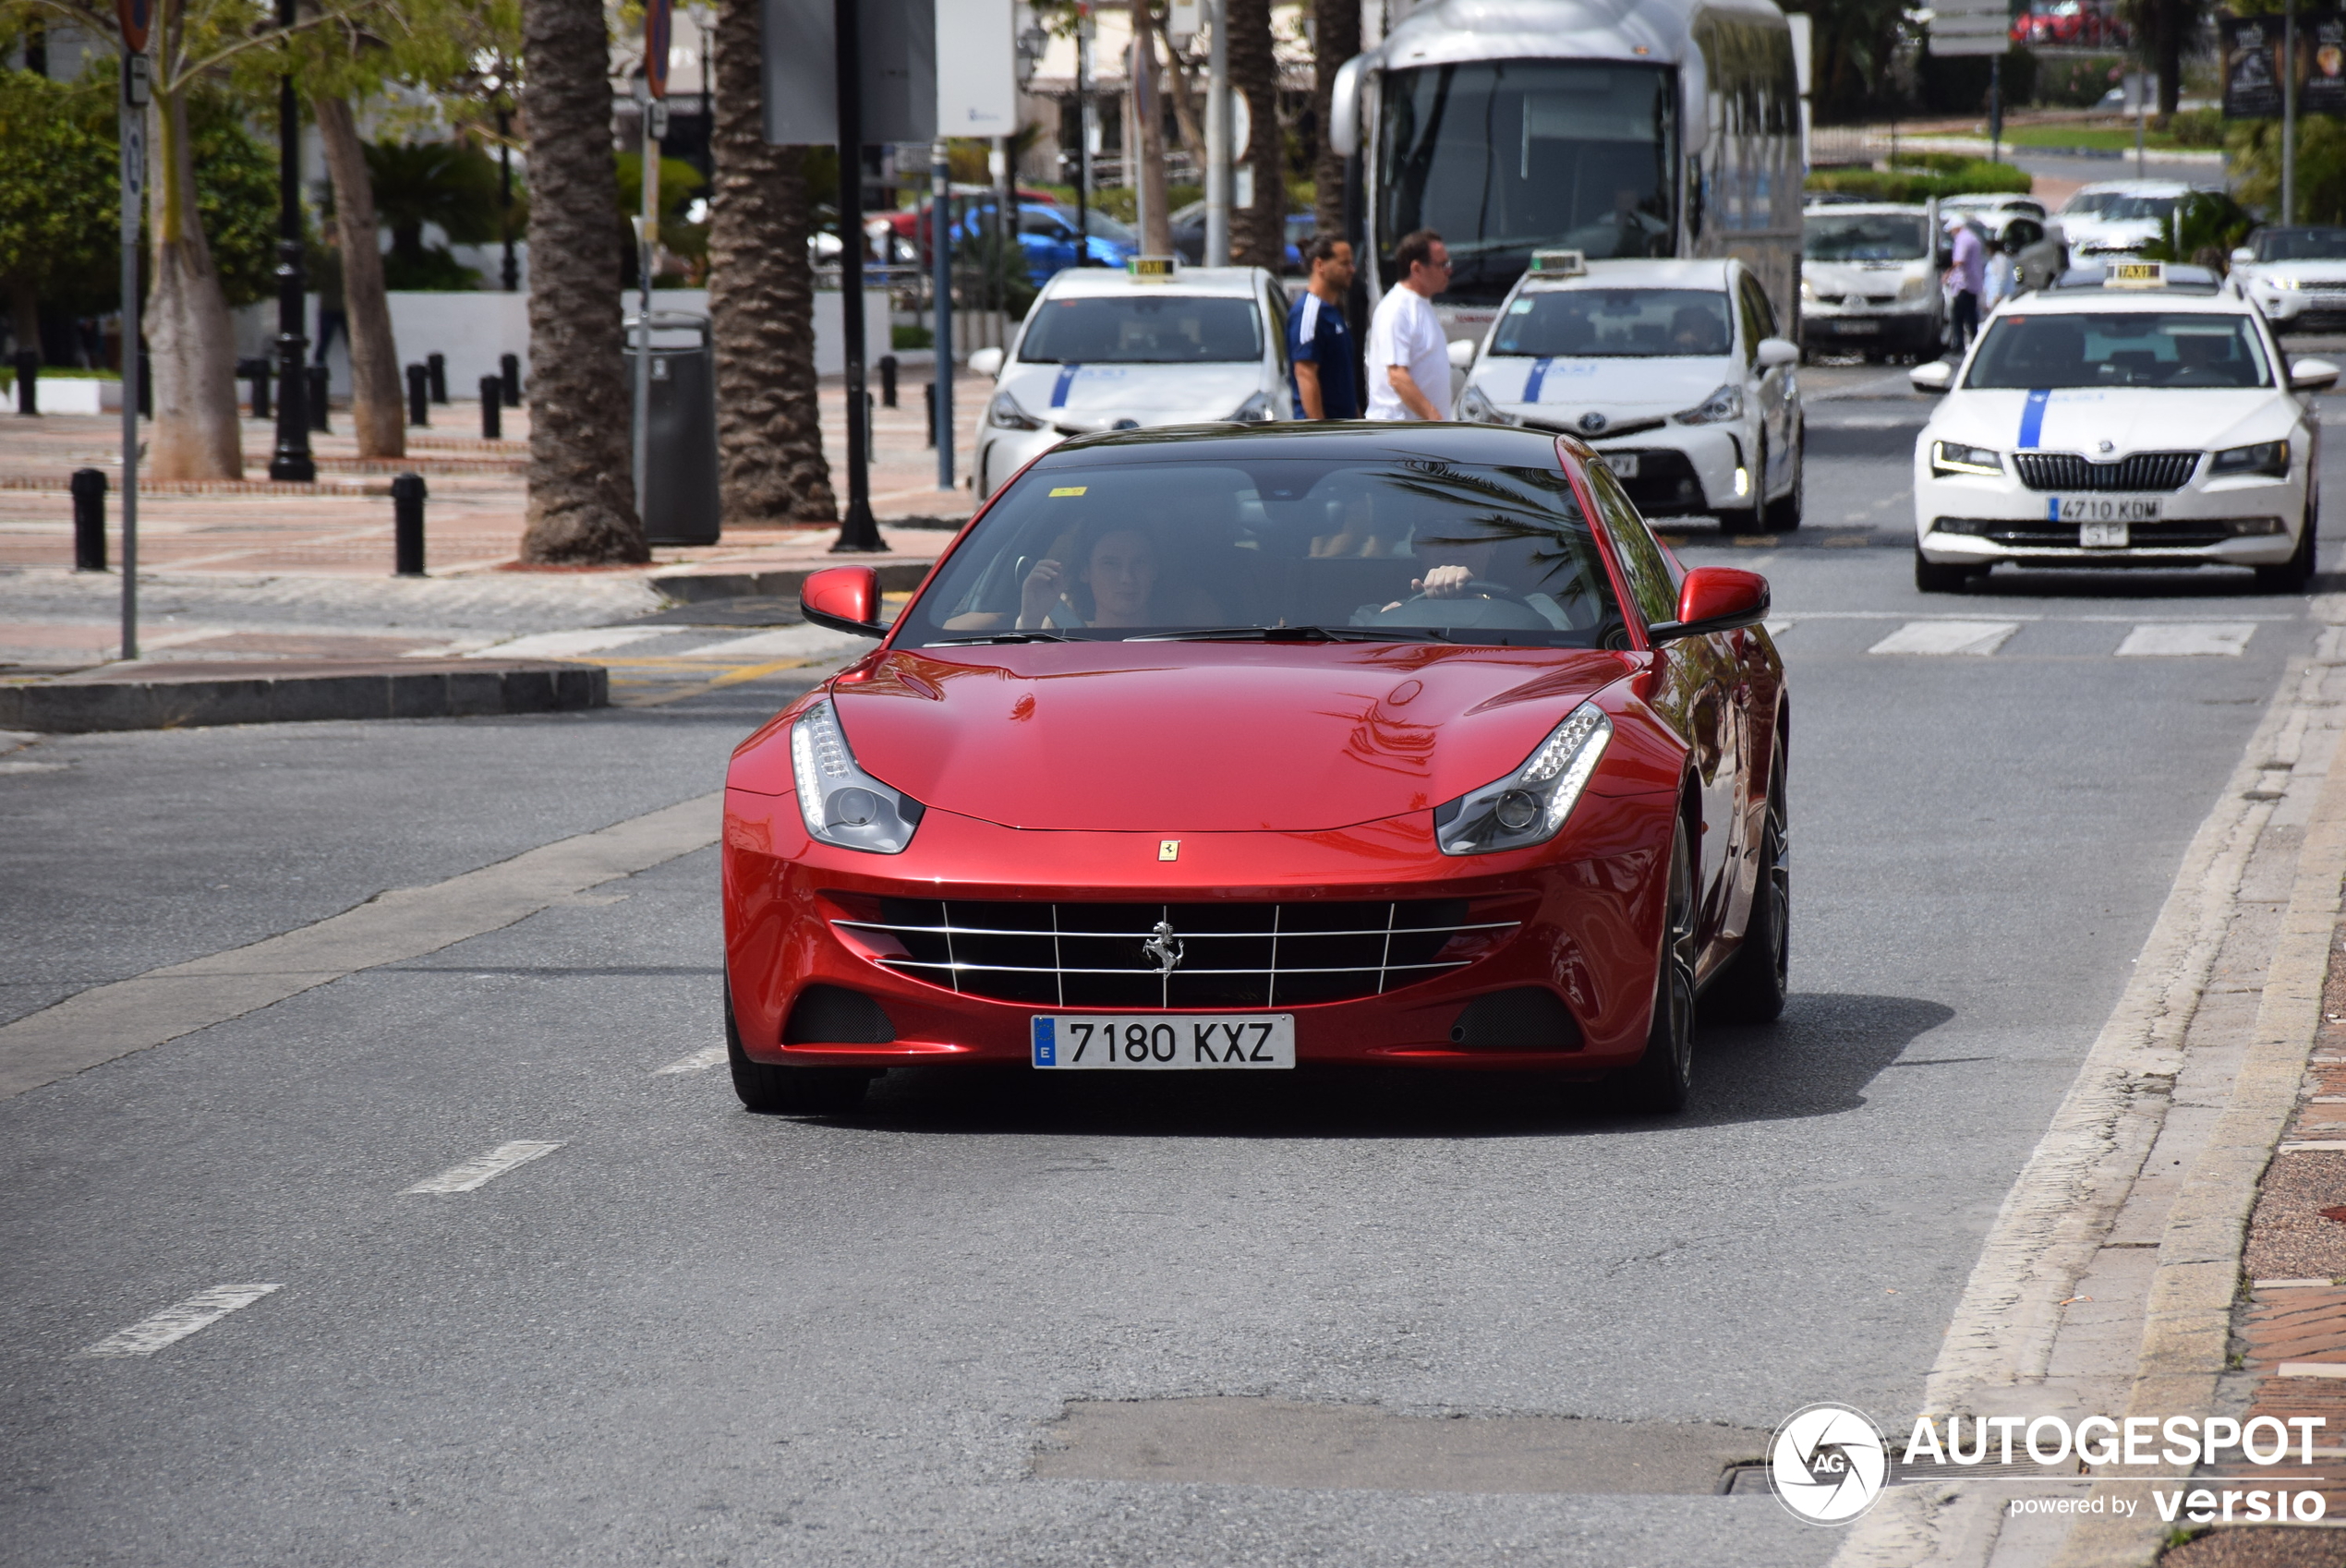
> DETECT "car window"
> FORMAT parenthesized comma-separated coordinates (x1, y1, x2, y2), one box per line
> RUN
(1491, 288, 1732, 357)
(1743, 277, 1780, 343)
(1734, 278, 1763, 366)
(1583, 464, 1677, 627)
(1264, 285, 1291, 372)
(1020, 210, 1069, 238)
(1965, 311, 2273, 390)
(908, 455, 1630, 649)
(2256, 227, 2346, 260)
(2062, 191, 2120, 216)
(1018, 296, 1265, 364)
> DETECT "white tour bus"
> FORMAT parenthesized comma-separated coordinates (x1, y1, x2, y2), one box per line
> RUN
(1328, 0, 1804, 351)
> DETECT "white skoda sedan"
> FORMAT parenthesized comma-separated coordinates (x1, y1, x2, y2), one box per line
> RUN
(1452, 257, 1805, 535)
(1910, 265, 2334, 592)
(965, 260, 1294, 500)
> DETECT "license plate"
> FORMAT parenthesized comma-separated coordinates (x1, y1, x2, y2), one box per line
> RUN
(1596, 453, 1639, 479)
(2079, 521, 2129, 548)
(1826, 320, 1880, 334)
(1031, 1014, 1296, 1070)
(2052, 495, 2160, 525)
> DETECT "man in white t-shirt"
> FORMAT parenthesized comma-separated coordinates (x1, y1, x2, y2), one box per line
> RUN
(1365, 229, 1453, 421)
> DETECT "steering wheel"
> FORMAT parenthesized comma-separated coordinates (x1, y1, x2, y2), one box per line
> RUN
(1403, 578, 1529, 606)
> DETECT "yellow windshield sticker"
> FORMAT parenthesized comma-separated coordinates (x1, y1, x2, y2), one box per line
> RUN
(1049, 486, 1087, 497)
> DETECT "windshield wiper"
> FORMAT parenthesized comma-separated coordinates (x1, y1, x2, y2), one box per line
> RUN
(925, 631, 1077, 645)
(1125, 624, 1455, 644)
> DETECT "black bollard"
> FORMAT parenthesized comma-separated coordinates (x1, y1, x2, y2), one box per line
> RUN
(879, 354, 899, 408)
(426, 352, 447, 404)
(478, 375, 502, 440)
(392, 472, 427, 576)
(923, 380, 936, 449)
(13, 351, 37, 416)
(405, 363, 429, 427)
(307, 365, 329, 433)
(138, 351, 151, 418)
(499, 353, 520, 408)
(70, 467, 106, 571)
(248, 359, 272, 419)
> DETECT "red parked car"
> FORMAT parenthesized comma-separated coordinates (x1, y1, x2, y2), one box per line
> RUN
(720, 424, 1788, 1116)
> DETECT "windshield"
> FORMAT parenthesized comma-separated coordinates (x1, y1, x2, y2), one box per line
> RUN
(2062, 191, 2120, 216)
(2255, 226, 2346, 260)
(2102, 196, 2176, 222)
(1803, 214, 1930, 261)
(1965, 312, 2272, 390)
(905, 456, 1629, 649)
(1492, 288, 1732, 356)
(1378, 61, 1675, 303)
(1018, 296, 1264, 364)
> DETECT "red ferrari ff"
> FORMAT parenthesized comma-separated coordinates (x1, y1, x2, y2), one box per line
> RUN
(721, 424, 1786, 1116)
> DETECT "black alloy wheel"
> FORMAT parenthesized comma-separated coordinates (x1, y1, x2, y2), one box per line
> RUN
(1617, 817, 1699, 1114)
(1706, 752, 1789, 1023)
(726, 984, 873, 1116)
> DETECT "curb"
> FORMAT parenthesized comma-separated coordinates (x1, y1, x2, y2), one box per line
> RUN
(649, 560, 939, 603)
(0, 657, 606, 733)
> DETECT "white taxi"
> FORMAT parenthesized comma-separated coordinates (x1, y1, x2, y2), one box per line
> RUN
(1910, 261, 2335, 593)
(1453, 255, 1805, 534)
(965, 259, 1293, 499)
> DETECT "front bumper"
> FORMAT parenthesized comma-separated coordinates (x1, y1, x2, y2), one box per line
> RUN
(1490, 410, 1748, 516)
(1800, 308, 1940, 355)
(721, 786, 1677, 1075)
(1913, 454, 2306, 567)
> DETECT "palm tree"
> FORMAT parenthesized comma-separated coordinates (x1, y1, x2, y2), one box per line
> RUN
(705, 0, 834, 523)
(363, 138, 499, 282)
(517, 0, 643, 563)
(1225, 0, 1284, 270)
(1311, 0, 1358, 238)
(313, 94, 403, 459)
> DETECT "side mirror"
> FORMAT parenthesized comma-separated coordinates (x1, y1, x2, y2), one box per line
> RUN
(1329, 54, 1369, 156)
(1910, 360, 1954, 393)
(2291, 356, 2340, 392)
(801, 565, 889, 637)
(1648, 566, 1770, 642)
(967, 346, 1004, 379)
(1756, 336, 1799, 369)
(1447, 338, 1477, 370)
(2232, 246, 2258, 267)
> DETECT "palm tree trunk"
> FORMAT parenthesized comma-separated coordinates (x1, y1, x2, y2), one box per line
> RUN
(1311, 0, 1358, 237)
(518, 0, 645, 563)
(1226, 0, 1285, 270)
(1131, 3, 1173, 254)
(707, 0, 835, 523)
(146, 81, 242, 481)
(313, 94, 404, 460)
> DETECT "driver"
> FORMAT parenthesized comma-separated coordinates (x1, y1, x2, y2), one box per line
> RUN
(1012, 525, 1217, 630)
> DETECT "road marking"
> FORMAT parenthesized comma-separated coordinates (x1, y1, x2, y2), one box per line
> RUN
(2255, 1279, 2340, 1289)
(2116, 622, 2256, 657)
(2279, 1140, 2346, 1153)
(1763, 618, 1794, 636)
(1868, 620, 2019, 656)
(2279, 1363, 2346, 1379)
(81, 1284, 283, 1357)
(403, 1140, 562, 1194)
(655, 1045, 727, 1075)
(467, 627, 670, 659)
(0, 793, 720, 1100)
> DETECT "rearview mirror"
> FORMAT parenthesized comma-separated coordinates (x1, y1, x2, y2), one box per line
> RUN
(801, 565, 889, 637)
(1446, 338, 1477, 370)
(1910, 360, 1954, 393)
(2291, 356, 2340, 392)
(1756, 337, 1798, 369)
(1648, 566, 1770, 642)
(967, 346, 1004, 379)
(2231, 246, 2257, 267)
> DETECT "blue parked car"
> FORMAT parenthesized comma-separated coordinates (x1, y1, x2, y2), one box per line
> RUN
(959, 202, 1137, 283)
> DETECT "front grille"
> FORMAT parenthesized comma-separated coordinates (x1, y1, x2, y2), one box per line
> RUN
(2013, 452, 2200, 492)
(1932, 517, 2235, 549)
(839, 899, 1517, 1009)
(1606, 449, 1706, 515)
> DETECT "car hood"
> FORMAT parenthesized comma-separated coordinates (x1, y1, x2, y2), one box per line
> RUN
(1929, 386, 2292, 454)
(998, 360, 1264, 428)
(1803, 259, 1931, 297)
(1470, 355, 1731, 416)
(823, 643, 1643, 832)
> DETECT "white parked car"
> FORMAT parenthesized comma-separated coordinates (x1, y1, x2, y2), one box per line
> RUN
(965, 260, 1294, 499)
(1939, 192, 2050, 243)
(2230, 226, 2346, 333)
(2056, 181, 2190, 258)
(1453, 256, 1804, 533)
(1800, 202, 1944, 362)
(1909, 261, 2332, 593)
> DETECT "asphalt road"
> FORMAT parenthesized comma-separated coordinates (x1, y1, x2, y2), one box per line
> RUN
(2, 381, 2340, 1565)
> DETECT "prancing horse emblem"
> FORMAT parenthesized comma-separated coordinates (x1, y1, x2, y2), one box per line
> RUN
(1142, 920, 1185, 974)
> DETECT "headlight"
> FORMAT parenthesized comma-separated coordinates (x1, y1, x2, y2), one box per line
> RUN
(987, 389, 1043, 430)
(1899, 272, 1932, 302)
(1433, 704, 1611, 856)
(1930, 440, 2004, 476)
(2211, 440, 2290, 477)
(1799, 276, 1817, 303)
(790, 698, 925, 854)
(1673, 384, 1742, 425)
(1457, 383, 1512, 424)
(1228, 391, 1275, 423)
(2269, 274, 2301, 292)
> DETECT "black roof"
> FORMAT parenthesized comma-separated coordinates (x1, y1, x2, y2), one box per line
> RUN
(1031, 420, 1571, 467)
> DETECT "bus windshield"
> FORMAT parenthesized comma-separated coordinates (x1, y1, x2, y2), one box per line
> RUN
(1377, 61, 1675, 304)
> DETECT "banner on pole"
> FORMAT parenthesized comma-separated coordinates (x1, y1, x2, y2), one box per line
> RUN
(937, 0, 1016, 133)
(762, 0, 937, 145)
(1928, 0, 2011, 58)
(645, 0, 672, 98)
(2224, 12, 2346, 117)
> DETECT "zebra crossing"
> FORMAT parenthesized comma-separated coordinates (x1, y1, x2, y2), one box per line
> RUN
(1761, 615, 2279, 658)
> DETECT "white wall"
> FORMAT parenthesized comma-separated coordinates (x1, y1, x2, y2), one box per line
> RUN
(231, 290, 891, 400)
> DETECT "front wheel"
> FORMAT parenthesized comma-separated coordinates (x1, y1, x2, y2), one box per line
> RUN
(726, 988, 872, 1116)
(1705, 753, 1788, 1023)
(1764, 435, 1804, 532)
(1916, 548, 1974, 594)
(1614, 817, 1697, 1114)
(2255, 504, 2317, 593)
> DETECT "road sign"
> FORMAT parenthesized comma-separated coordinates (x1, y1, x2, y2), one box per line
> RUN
(762, 0, 937, 144)
(938, 0, 1016, 133)
(1929, 0, 2010, 57)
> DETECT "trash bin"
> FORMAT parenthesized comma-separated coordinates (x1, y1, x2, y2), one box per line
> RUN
(623, 309, 720, 547)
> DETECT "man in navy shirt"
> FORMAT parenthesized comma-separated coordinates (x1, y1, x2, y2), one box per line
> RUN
(1288, 235, 1360, 419)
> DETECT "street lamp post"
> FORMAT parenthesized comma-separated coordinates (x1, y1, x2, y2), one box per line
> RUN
(497, 101, 519, 293)
(266, 0, 312, 481)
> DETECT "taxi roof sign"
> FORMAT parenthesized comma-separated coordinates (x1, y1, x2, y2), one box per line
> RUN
(1128, 255, 1179, 281)
(1528, 249, 1587, 277)
(2107, 259, 2166, 289)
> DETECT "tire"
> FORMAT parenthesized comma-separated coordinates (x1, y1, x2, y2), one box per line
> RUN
(1764, 434, 1804, 532)
(1916, 548, 1973, 594)
(1615, 817, 1698, 1114)
(726, 988, 872, 1116)
(2255, 503, 2317, 593)
(1705, 752, 1788, 1024)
